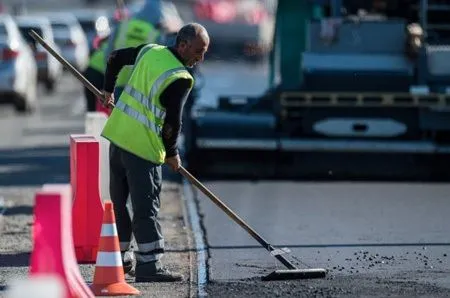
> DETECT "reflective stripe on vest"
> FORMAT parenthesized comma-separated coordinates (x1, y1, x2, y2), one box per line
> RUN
(123, 85, 166, 119)
(115, 100, 161, 135)
(121, 64, 187, 119)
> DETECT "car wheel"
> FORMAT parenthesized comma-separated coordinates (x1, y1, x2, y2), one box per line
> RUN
(14, 94, 31, 114)
(44, 79, 56, 94)
(14, 90, 36, 115)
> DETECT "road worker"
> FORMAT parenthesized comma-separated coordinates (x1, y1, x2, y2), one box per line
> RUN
(104, 0, 166, 102)
(101, 23, 210, 282)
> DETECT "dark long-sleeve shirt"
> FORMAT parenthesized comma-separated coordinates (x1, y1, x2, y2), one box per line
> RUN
(104, 44, 191, 158)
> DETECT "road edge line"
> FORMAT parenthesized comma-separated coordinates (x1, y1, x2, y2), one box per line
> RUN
(181, 179, 208, 297)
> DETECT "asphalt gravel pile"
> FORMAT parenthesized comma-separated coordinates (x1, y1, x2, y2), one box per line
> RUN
(206, 246, 450, 297)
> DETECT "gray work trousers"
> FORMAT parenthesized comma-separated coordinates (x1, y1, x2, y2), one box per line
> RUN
(109, 142, 164, 264)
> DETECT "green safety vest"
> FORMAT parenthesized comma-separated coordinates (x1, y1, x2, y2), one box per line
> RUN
(114, 19, 160, 89)
(101, 44, 194, 164)
(88, 41, 108, 73)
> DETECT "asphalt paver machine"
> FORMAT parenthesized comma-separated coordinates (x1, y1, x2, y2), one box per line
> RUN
(185, 0, 450, 180)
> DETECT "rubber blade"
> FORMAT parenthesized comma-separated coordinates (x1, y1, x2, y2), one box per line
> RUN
(261, 268, 327, 281)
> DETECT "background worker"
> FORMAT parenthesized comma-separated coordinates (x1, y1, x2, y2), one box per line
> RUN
(104, 0, 165, 102)
(82, 2, 128, 112)
(101, 23, 210, 282)
(82, 36, 109, 111)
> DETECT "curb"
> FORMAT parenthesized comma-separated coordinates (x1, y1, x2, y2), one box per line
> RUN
(0, 197, 7, 232)
(181, 179, 208, 297)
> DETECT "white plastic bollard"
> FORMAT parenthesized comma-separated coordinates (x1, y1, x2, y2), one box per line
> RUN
(85, 112, 110, 202)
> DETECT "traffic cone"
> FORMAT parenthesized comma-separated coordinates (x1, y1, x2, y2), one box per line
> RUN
(90, 201, 140, 296)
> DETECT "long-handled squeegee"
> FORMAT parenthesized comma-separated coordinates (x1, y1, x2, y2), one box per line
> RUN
(29, 30, 328, 281)
(179, 167, 327, 281)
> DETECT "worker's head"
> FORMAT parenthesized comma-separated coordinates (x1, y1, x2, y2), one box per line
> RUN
(175, 23, 209, 68)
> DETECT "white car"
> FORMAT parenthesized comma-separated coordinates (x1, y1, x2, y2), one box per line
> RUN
(16, 15, 63, 94)
(0, 14, 37, 113)
(45, 13, 89, 72)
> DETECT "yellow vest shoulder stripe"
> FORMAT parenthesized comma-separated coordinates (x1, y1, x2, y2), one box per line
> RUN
(148, 67, 188, 100)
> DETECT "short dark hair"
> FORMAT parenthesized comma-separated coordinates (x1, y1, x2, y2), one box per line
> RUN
(175, 23, 208, 46)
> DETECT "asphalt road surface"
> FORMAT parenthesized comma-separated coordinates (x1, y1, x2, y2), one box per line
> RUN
(194, 181, 450, 297)
(0, 75, 85, 187)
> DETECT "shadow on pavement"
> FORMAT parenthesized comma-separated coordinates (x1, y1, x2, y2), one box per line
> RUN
(4, 205, 33, 216)
(0, 252, 30, 267)
(0, 146, 70, 187)
(0, 146, 182, 186)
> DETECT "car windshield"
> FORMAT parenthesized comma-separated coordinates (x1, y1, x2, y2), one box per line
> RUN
(0, 23, 8, 39)
(78, 20, 95, 32)
(51, 22, 70, 36)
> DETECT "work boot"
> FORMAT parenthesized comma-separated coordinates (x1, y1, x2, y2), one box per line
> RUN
(135, 261, 183, 282)
(121, 251, 134, 275)
(123, 259, 133, 275)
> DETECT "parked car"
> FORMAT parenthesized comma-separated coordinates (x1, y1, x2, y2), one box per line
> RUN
(0, 14, 37, 113)
(71, 9, 111, 53)
(45, 12, 90, 71)
(193, 0, 275, 60)
(15, 15, 63, 93)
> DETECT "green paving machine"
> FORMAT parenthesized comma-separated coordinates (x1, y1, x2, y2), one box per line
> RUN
(185, 0, 450, 180)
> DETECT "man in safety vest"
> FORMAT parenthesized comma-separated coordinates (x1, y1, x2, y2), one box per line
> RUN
(104, 0, 164, 102)
(101, 23, 209, 282)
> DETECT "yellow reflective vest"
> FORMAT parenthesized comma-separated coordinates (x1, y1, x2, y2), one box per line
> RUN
(88, 41, 108, 73)
(113, 19, 160, 89)
(101, 44, 194, 164)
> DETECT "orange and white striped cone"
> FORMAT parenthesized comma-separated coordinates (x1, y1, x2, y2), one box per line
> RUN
(90, 201, 140, 296)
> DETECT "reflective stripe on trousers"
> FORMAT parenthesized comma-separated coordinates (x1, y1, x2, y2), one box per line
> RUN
(135, 239, 165, 263)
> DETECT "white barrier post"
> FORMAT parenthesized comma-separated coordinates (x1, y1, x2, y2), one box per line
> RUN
(6, 275, 66, 298)
(85, 112, 110, 202)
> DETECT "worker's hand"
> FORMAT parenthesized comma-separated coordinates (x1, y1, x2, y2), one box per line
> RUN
(165, 154, 181, 172)
(102, 91, 114, 108)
